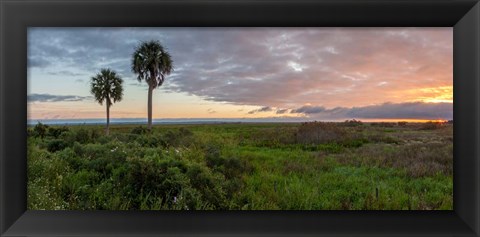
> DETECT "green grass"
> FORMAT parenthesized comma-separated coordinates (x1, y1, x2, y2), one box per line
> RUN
(27, 122, 453, 210)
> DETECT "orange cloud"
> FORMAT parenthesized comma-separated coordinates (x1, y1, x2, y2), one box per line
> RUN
(404, 86, 453, 103)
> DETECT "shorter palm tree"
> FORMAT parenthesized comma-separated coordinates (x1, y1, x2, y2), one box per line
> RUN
(90, 68, 124, 135)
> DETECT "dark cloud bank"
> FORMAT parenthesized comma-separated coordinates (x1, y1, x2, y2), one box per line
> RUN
(28, 93, 92, 103)
(249, 102, 452, 120)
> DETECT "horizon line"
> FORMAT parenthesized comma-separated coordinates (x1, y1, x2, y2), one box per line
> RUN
(27, 117, 452, 123)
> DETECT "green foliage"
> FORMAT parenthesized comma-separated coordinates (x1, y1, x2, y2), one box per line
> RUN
(46, 139, 68, 152)
(27, 123, 453, 210)
(132, 40, 174, 88)
(32, 122, 49, 138)
(47, 126, 69, 139)
(90, 68, 124, 106)
(159, 128, 194, 147)
(63, 127, 100, 144)
(131, 126, 148, 135)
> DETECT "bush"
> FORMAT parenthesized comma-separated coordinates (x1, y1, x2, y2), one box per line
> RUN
(296, 121, 346, 145)
(46, 139, 68, 152)
(205, 147, 253, 180)
(186, 163, 227, 208)
(75, 128, 92, 144)
(47, 126, 69, 139)
(61, 169, 100, 209)
(420, 121, 445, 130)
(397, 121, 408, 127)
(343, 119, 363, 127)
(79, 143, 109, 159)
(159, 128, 194, 147)
(32, 122, 49, 138)
(123, 157, 210, 209)
(136, 135, 161, 148)
(247, 127, 296, 147)
(57, 147, 85, 170)
(97, 135, 113, 144)
(63, 128, 100, 144)
(131, 126, 148, 135)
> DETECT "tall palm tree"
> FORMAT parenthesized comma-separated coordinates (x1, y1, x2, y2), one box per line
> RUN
(90, 68, 124, 135)
(131, 40, 173, 130)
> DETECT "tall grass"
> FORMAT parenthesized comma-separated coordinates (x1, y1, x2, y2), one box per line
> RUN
(27, 122, 453, 210)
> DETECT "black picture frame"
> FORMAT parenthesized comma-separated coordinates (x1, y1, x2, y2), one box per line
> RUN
(1, 0, 479, 236)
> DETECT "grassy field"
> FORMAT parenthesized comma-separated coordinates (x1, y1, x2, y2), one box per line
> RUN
(27, 121, 453, 210)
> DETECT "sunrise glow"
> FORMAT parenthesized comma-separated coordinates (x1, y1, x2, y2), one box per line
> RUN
(28, 27, 453, 122)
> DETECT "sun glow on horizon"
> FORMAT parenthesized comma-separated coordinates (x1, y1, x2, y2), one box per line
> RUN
(409, 86, 453, 104)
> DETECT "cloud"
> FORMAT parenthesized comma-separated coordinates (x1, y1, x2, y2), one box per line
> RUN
(276, 108, 289, 114)
(28, 93, 92, 102)
(291, 106, 326, 114)
(28, 28, 452, 116)
(290, 102, 452, 120)
(28, 57, 51, 68)
(47, 70, 85, 77)
(248, 106, 273, 114)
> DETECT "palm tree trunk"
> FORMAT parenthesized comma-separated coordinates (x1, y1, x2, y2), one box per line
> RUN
(147, 85, 153, 130)
(106, 100, 110, 135)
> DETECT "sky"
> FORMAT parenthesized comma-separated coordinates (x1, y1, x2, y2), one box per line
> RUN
(27, 27, 453, 121)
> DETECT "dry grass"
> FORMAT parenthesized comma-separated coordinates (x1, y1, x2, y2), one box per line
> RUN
(296, 121, 346, 144)
(332, 142, 452, 178)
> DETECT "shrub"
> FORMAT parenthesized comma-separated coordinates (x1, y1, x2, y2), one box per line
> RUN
(97, 135, 113, 144)
(341, 138, 369, 148)
(90, 128, 101, 141)
(247, 127, 296, 147)
(57, 147, 85, 170)
(205, 144, 221, 161)
(186, 164, 227, 206)
(420, 121, 445, 130)
(75, 128, 92, 144)
(397, 121, 408, 127)
(160, 128, 194, 147)
(123, 157, 206, 209)
(343, 119, 363, 127)
(136, 135, 161, 148)
(80, 143, 109, 159)
(111, 133, 138, 143)
(179, 127, 193, 136)
(131, 126, 148, 135)
(296, 121, 346, 145)
(46, 139, 68, 152)
(61, 169, 100, 209)
(47, 126, 69, 139)
(205, 149, 253, 180)
(32, 122, 49, 138)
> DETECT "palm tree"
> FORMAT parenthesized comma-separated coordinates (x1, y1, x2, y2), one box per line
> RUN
(90, 68, 124, 135)
(131, 40, 173, 130)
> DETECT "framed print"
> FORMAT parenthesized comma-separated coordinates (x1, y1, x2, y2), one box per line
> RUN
(1, 0, 479, 236)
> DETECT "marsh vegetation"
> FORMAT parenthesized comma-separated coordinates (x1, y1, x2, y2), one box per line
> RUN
(27, 121, 452, 210)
